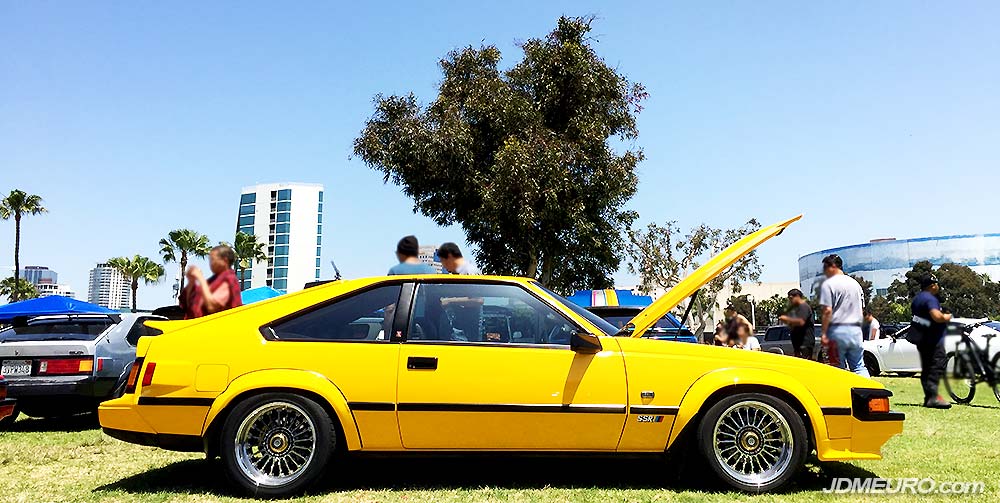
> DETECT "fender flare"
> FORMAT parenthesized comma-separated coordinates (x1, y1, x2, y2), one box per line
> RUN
(667, 367, 829, 448)
(200, 368, 362, 451)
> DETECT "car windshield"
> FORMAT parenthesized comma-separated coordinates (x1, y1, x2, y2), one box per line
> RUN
(599, 315, 679, 332)
(0, 318, 115, 342)
(532, 283, 619, 337)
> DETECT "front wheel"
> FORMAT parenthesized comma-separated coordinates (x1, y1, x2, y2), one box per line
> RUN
(943, 351, 976, 404)
(863, 352, 881, 377)
(697, 393, 808, 493)
(220, 393, 336, 498)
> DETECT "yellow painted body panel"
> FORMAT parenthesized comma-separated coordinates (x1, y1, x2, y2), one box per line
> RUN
(98, 216, 901, 466)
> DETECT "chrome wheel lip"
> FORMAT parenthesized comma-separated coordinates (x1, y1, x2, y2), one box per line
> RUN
(234, 401, 317, 488)
(712, 400, 794, 486)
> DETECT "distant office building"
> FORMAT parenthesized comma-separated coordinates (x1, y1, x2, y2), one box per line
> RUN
(88, 262, 131, 310)
(20, 265, 58, 286)
(419, 245, 443, 273)
(36, 283, 76, 298)
(236, 183, 324, 293)
(799, 234, 1000, 297)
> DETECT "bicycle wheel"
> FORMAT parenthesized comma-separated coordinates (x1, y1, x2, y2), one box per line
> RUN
(991, 352, 1000, 403)
(944, 349, 976, 404)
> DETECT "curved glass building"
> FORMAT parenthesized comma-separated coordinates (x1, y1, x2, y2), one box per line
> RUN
(799, 234, 1000, 297)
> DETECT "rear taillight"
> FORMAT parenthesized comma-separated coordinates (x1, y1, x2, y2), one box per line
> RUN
(38, 358, 93, 375)
(124, 358, 143, 394)
(141, 362, 156, 387)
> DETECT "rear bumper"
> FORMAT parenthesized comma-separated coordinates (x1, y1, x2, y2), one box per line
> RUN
(102, 427, 203, 452)
(4, 375, 116, 399)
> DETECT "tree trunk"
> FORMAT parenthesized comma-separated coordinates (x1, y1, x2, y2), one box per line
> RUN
(131, 279, 138, 313)
(526, 250, 539, 279)
(539, 256, 556, 288)
(179, 252, 187, 294)
(12, 215, 20, 302)
(239, 266, 245, 291)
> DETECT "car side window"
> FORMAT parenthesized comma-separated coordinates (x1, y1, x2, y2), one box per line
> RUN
(126, 317, 160, 346)
(269, 284, 402, 341)
(764, 328, 782, 342)
(407, 282, 579, 345)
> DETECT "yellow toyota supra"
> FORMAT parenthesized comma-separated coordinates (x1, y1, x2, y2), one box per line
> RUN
(99, 215, 903, 497)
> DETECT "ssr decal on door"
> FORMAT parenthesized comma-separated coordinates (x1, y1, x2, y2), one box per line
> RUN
(637, 414, 665, 423)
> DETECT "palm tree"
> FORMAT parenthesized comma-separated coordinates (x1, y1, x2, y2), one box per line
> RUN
(107, 255, 164, 312)
(233, 231, 267, 291)
(0, 189, 47, 302)
(159, 229, 210, 295)
(0, 276, 38, 303)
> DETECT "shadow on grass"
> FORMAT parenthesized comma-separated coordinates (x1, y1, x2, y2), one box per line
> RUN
(895, 401, 1000, 410)
(94, 453, 878, 498)
(8, 412, 99, 433)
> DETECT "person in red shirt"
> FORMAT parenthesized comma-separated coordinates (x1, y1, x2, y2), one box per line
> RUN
(179, 244, 243, 319)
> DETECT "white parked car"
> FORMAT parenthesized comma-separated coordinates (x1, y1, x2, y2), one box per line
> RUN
(862, 318, 1000, 376)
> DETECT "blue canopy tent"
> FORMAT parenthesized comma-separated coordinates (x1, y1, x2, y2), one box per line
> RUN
(0, 295, 117, 323)
(241, 286, 284, 305)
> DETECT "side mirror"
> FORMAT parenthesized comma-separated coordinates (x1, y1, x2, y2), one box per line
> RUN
(571, 332, 602, 353)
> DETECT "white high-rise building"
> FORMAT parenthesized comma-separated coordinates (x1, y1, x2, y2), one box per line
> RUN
(88, 262, 131, 309)
(237, 183, 324, 292)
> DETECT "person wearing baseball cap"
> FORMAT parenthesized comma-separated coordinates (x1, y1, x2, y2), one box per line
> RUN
(910, 273, 952, 409)
(387, 235, 436, 275)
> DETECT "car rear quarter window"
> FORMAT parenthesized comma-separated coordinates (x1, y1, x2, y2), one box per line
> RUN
(268, 284, 402, 341)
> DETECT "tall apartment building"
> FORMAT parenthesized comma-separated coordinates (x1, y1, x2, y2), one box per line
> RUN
(20, 265, 58, 285)
(88, 262, 131, 310)
(419, 245, 443, 273)
(236, 183, 323, 292)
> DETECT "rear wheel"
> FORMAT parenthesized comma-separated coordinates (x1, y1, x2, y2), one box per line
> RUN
(697, 393, 808, 493)
(220, 393, 336, 498)
(944, 350, 976, 404)
(991, 353, 1000, 403)
(0, 405, 19, 429)
(863, 353, 881, 377)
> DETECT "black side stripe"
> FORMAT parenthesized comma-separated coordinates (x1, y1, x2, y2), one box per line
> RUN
(629, 405, 680, 415)
(137, 397, 214, 407)
(396, 403, 626, 414)
(348, 402, 396, 411)
(821, 406, 852, 416)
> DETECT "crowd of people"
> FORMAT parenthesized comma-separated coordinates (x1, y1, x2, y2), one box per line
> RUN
(714, 252, 953, 409)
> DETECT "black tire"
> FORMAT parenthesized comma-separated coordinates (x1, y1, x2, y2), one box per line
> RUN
(943, 351, 976, 404)
(0, 405, 19, 429)
(220, 393, 336, 498)
(697, 393, 808, 493)
(863, 352, 881, 377)
(991, 353, 1000, 403)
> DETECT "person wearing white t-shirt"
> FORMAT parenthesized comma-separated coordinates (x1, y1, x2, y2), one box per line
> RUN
(863, 310, 881, 341)
(736, 325, 761, 351)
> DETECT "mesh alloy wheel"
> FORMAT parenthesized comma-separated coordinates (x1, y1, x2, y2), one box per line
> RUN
(697, 393, 807, 493)
(220, 393, 335, 498)
(712, 401, 795, 486)
(234, 401, 317, 488)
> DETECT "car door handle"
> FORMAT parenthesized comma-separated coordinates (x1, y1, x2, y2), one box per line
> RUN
(407, 356, 438, 370)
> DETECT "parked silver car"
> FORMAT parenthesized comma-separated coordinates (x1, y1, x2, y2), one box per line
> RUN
(0, 313, 164, 425)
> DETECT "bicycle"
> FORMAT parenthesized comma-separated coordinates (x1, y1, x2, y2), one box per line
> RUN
(943, 322, 1000, 404)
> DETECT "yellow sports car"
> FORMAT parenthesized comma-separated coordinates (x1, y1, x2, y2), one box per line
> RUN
(99, 215, 903, 497)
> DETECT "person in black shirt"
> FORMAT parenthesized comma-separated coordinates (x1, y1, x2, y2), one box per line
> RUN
(910, 274, 952, 409)
(779, 289, 815, 360)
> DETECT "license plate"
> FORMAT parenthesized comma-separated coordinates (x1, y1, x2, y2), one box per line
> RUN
(1, 359, 32, 377)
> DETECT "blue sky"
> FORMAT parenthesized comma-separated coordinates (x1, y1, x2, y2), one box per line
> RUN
(2, 2, 999, 308)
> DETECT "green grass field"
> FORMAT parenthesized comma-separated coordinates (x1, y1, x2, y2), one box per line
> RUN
(0, 376, 996, 503)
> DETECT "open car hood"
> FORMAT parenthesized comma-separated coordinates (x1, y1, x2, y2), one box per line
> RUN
(622, 215, 802, 337)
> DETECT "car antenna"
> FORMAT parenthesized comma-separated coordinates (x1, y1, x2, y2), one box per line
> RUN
(329, 260, 342, 281)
